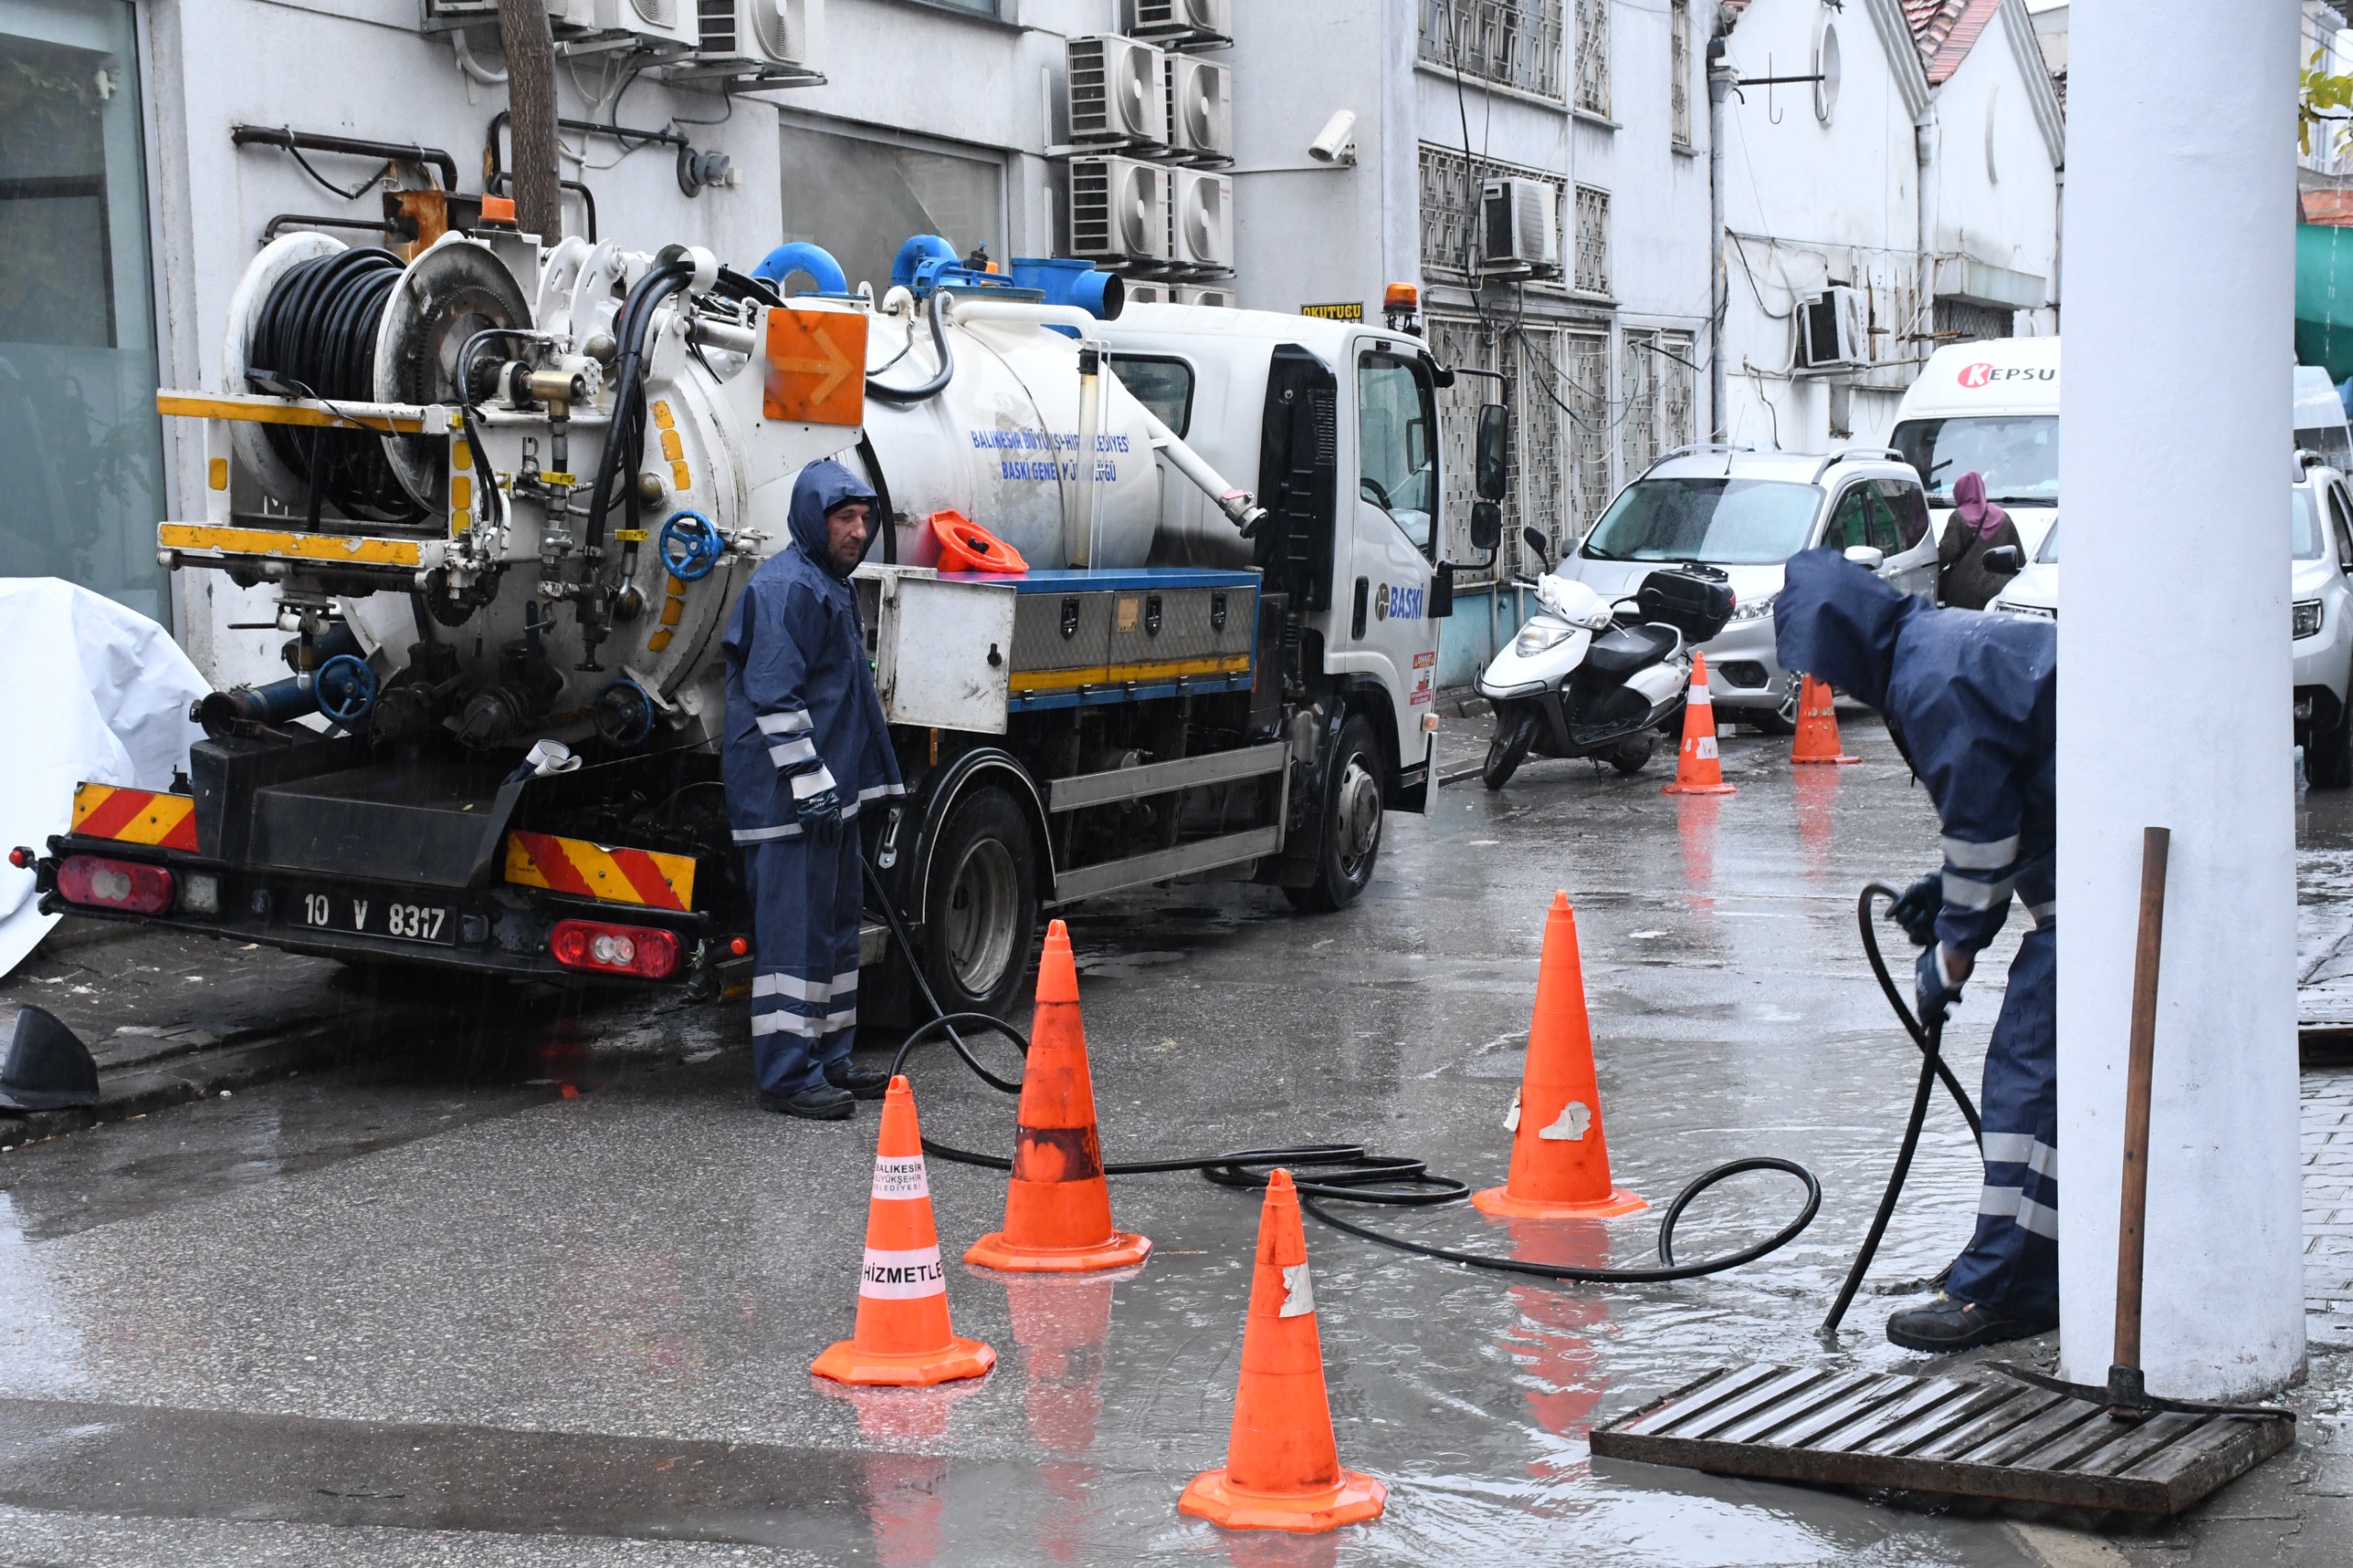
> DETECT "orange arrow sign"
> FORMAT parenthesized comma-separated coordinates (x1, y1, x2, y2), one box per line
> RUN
(764, 307, 868, 427)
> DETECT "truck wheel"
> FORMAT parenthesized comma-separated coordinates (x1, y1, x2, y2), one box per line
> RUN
(1286, 715, 1384, 914)
(2313, 694, 2353, 789)
(1483, 708, 1537, 790)
(920, 786, 1039, 1018)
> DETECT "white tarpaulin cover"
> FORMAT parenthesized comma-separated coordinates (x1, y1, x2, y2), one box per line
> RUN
(0, 580, 208, 977)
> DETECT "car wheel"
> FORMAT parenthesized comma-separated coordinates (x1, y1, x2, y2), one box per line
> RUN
(1483, 708, 1538, 790)
(1287, 715, 1385, 913)
(919, 786, 1039, 1017)
(2315, 694, 2353, 789)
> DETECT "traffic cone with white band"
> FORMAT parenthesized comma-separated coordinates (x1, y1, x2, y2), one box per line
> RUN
(1472, 893, 1647, 1221)
(1789, 674, 1859, 765)
(1179, 1169, 1386, 1533)
(1662, 651, 1737, 796)
(812, 1075, 996, 1387)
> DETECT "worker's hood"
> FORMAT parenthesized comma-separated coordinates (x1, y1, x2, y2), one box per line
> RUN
(787, 458, 880, 578)
(1773, 548, 1923, 711)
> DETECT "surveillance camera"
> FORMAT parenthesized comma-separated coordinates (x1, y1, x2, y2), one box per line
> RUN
(1308, 109, 1358, 165)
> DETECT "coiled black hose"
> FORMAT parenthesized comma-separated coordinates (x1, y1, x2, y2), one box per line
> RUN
(864, 863, 1821, 1285)
(866, 291, 952, 405)
(244, 247, 422, 523)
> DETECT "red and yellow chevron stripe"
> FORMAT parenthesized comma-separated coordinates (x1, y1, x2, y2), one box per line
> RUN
(503, 831, 696, 912)
(71, 784, 199, 851)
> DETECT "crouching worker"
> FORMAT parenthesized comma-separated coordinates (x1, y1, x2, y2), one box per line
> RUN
(1776, 549, 2055, 1351)
(722, 460, 904, 1120)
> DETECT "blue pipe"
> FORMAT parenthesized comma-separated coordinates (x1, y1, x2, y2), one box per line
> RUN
(753, 242, 849, 295)
(890, 234, 961, 291)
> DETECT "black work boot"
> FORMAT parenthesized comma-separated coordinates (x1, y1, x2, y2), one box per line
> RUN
(824, 1062, 892, 1100)
(1886, 1293, 2051, 1352)
(761, 1083, 855, 1120)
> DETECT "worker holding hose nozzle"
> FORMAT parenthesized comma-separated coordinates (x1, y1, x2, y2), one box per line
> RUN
(722, 460, 904, 1121)
(1775, 549, 2056, 1352)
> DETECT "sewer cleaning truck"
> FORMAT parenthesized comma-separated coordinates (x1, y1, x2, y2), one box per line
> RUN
(18, 209, 1506, 1020)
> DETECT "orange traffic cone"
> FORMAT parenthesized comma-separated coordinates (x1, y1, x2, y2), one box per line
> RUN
(1179, 1169, 1386, 1533)
(966, 921, 1152, 1273)
(1662, 651, 1736, 796)
(1472, 893, 1647, 1221)
(1789, 675, 1859, 765)
(813, 1076, 997, 1387)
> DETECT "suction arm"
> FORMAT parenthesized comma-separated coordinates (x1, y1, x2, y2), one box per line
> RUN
(1134, 403, 1270, 539)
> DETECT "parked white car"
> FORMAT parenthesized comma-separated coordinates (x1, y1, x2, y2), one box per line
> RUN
(1558, 448, 1938, 730)
(1986, 522, 2058, 620)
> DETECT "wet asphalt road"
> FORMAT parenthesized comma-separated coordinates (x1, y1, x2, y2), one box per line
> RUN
(3, 714, 2350, 1566)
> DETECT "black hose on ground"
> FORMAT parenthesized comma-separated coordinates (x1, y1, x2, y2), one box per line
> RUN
(861, 861, 1822, 1285)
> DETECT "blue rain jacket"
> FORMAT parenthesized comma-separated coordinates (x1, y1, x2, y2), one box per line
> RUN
(722, 460, 902, 845)
(1776, 549, 2054, 953)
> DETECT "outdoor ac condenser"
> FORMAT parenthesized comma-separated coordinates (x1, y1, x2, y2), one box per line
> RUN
(551, 0, 699, 50)
(1067, 35, 1167, 148)
(1170, 168, 1233, 271)
(1068, 156, 1171, 264)
(1798, 285, 1867, 369)
(1124, 281, 1174, 304)
(1165, 54, 1233, 164)
(692, 0, 820, 65)
(1175, 284, 1234, 308)
(1131, 0, 1233, 46)
(1479, 177, 1561, 278)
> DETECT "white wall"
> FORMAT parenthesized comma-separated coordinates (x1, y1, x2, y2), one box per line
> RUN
(1921, 6, 2063, 323)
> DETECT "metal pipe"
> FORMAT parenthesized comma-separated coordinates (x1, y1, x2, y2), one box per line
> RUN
(1073, 347, 1101, 567)
(1132, 403, 1268, 536)
(1708, 39, 1731, 444)
(231, 124, 459, 194)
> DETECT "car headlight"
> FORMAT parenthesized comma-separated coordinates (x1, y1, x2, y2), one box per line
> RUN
(1514, 620, 1574, 657)
(1728, 591, 1777, 622)
(2295, 598, 2325, 639)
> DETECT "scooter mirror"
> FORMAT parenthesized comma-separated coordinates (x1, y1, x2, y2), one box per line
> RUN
(1522, 526, 1550, 567)
(1470, 500, 1503, 551)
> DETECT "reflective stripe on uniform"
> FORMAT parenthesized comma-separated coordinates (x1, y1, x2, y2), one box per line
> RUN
(2018, 1196, 2060, 1239)
(1944, 872, 2017, 910)
(1941, 834, 2021, 870)
(2027, 900, 2055, 929)
(733, 822, 803, 844)
(790, 767, 839, 801)
(1982, 1132, 2034, 1164)
(858, 781, 906, 801)
(753, 971, 833, 1002)
(756, 710, 813, 735)
(768, 736, 816, 767)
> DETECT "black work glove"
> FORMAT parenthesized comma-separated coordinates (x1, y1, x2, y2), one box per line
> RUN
(796, 785, 843, 846)
(1914, 944, 1962, 1031)
(1891, 872, 1942, 949)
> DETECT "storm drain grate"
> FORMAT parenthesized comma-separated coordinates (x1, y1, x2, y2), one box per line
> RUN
(1589, 1364, 2294, 1517)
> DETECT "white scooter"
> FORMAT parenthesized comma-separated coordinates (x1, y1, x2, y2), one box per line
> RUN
(1476, 528, 1736, 790)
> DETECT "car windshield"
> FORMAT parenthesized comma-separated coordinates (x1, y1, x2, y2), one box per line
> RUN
(2294, 489, 2327, 561)
(2035, 520, 2059, 563)
(1890, 415, 2060, 507)
(1581, 477, 1823, 564)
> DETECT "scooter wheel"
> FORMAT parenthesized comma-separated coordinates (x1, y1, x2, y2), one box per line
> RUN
(1483, 710, 1537, 790)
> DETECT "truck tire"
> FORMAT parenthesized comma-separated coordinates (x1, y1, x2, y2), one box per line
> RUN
(1483, 708, 1537, 790)
(920, 786, 1039, 1018)
(1285, 715, 1384, 914)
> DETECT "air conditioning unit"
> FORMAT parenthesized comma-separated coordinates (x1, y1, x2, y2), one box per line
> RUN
(1131, 0, 1232, 48)
(1175, 284, 1233, 308)
(692, 0, 819, 66)
(1124, 281, 1174, 305)
(1165, 54, 1233, 165)
(1170, 168, 1233, 271)
(1067, 35, 1166, 148)
(1479, 178, 1560, 278)
(1798, 285, 1867, 369)
(1069, 156, 1171, 264)
(545, 0, 698, 49)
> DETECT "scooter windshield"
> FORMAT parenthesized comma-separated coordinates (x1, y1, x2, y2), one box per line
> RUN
(1583, 478, 1822, 565)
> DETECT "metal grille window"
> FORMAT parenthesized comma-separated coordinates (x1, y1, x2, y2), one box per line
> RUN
(1934, 297, 2015, 343)
(1420, 144, 1568, 282)
(1565, 332, 1612, 534)
(1660, 333, 1696, 449)
(1620, 332, 1661, 485)
(1670, 0, 1691, 145)
(1573, 186, 1610, 296)
(1574, 0, 1609, 117)
(1418, 0, 1566, 101)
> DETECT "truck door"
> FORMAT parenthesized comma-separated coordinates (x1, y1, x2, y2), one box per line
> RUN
(1338, 347, 1443, 754)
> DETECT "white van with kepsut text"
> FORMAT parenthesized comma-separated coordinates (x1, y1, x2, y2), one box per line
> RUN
(1888, 337, 2061, 562)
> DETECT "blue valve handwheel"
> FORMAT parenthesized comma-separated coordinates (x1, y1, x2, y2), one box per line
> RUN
(593, 678, 656, 747)
(658, 510, 723, 582)
(313, 653, 379, 725)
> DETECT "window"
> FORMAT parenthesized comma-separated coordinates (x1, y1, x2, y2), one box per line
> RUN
(1358, 353, 1439, 558)
(1933, 296, 2015, 343)
(1573, 186, 1610, 296)
(778, 125, 1003, 300)
(1574, 0, 1609, 117)
(1417, 0, 1567, 101)
(1107, 355, 1193, 437)
(2329, 486, 2353, 572)
(1877, 479, 1932, 550)
(1563, 333, 1612, 532)
(1418, 144, 1566, 283)
(0, 0, 166, 620)
(2295, 490, 2325, 562)
(1620, 333, 1660, 482)
(1670, 0, 1692, 145)
(1583, 478, 1823, 564)
(1824, 485, 1905, 555)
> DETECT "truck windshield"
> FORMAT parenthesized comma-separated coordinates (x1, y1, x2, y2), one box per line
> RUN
(1890, 416, 2060, 507)
(1358, 353, 1436, 555)
(1581, 478, 1823, 564)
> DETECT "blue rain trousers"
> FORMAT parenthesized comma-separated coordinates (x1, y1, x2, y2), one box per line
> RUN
(745, 830, 864, 1097)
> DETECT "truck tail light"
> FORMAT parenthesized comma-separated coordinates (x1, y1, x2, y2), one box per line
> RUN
(550, 918, 681, 980)
(57, 855, 175, 915)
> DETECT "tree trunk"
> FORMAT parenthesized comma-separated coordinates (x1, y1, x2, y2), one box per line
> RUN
(494, 0, 562, 240)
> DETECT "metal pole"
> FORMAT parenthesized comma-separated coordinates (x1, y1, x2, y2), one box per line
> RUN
(2058, 1, 2302, 1403)
(1707, 40, 1730, 444)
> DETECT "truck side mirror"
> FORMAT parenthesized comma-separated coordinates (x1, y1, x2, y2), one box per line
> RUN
(1470, 500, 1503, 551)
(1476, 404, 1509, 500)
(1982, 545, 2023, 574)
(1522, 526, 1550, 568)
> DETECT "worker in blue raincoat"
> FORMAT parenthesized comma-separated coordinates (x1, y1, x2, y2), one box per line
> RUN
(1776, 549, 2056, 1351)
(722, 459, 903, 1120)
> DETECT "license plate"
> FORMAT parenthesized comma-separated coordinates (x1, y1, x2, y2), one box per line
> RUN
(279, 887, 456, 945)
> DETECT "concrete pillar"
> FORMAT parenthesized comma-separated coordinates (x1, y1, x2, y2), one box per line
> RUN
(2057, 1, 2303, 1400)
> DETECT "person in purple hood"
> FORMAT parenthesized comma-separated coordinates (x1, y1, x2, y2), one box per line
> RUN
(1936, 471, 2025, 610)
